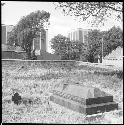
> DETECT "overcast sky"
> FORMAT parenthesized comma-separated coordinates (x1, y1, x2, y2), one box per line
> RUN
(2, 1, 123, 53)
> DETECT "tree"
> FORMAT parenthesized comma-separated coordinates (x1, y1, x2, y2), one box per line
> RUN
(87, 29, 103, 62)
(86, 26, 123, 63)
(78, 42, 89, 62)
(103, 26, 123, 55)
(54, 2, 123, 26)
(50, 34, 69, 59)
(67, 41, 88, 61)
(8, 10, 50, 59)
(50, 34, 88, 60)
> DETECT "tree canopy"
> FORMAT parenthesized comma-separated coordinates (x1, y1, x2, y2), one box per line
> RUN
(54, 2, 123, 26)
(103, 26, 123, 55)
(87, 26, 123, 62)
(51, 26, 123, 62)
(50, 34, 88, 61)
(8, 10, 50, 59)
(50, 34, 69, 59)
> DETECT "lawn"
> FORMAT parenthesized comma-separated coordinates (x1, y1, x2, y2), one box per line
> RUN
(2, 61, 123, 123)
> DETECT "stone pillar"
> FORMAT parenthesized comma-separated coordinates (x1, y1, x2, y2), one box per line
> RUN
(45, 29, 48, 52)
(70, 33, 71, 41)
(69, 33, 71, 41)
(71, 32, 73, 41)
(75, 31, 76, 41)
(39, 32, 42, 55)
(77, 30, 79, 41)
(83, 30, 84, 43)
(6, 26, 7, 44)
(32, 38, 35, 50)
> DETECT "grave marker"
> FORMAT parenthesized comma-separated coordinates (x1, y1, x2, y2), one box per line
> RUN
(50, 84, 118, 115)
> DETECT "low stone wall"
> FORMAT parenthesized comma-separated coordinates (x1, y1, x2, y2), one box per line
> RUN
(2, 51, 27, 59)
(2, 59, 77, 70)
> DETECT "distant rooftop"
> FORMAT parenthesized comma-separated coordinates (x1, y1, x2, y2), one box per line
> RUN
(2, 24, 14, 26)
(104, 46, 123, 59)
(68, 28, 91, 33)
(2, 24, 14, 32)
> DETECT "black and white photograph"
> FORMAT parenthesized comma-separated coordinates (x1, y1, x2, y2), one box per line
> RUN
(2, 1, 123, 124)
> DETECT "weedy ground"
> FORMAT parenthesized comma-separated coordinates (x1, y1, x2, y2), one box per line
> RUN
(2, 63, 123, 124)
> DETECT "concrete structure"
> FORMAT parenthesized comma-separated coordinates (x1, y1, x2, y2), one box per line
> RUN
(68, 28, 91, 44)
(50, 84, 118, 115)
(2, 24, 14, 44)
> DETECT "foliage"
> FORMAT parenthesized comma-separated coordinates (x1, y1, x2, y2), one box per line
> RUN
(103, 26, 123, 55)
(51, 26, 122, 62)
(50, 34, 88, 60)
(86, 29, 102, 62)
(87, 26, 123, 62)
(50, 34, 68, 59)
(54, 2, 123, 26)
(7, 10, 50, 59)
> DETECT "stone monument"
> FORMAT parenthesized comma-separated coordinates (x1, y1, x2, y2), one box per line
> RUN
(50, 84, 118, 115)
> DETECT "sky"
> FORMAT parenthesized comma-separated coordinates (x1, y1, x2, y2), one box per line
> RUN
(2, 1, 123, 53)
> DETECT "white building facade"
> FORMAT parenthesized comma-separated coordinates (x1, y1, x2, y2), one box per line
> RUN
(68, 28, 91, 45)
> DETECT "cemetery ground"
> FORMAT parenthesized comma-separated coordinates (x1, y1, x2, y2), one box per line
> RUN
(2, 62, 123, 124)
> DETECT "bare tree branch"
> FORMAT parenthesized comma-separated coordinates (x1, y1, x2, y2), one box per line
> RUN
(54, 2, 123, 26)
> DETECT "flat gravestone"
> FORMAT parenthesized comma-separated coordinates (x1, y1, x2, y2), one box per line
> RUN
(50, 84, 118, 115)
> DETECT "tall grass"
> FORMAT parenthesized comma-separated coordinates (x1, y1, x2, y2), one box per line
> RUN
(2, 61, 123, 123)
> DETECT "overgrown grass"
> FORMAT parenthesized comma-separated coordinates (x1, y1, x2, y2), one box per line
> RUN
(94, 70, 123, 79)
(2, 63, 123, 123)
(14, 72, 65, 80)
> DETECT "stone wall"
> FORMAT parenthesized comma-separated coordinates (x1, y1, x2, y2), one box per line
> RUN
(2, 51, 27, 59)
(37, 51, 61, 60)
(2, 59, 77, 70)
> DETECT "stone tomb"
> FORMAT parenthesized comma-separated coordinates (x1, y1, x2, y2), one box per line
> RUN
(50, 84, 118, 115)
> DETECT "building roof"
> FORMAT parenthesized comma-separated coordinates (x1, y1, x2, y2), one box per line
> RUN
(2, 24, 14, 32)
(104, 46, 123, 59)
